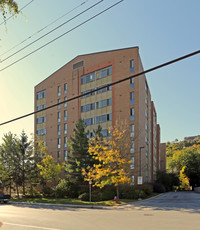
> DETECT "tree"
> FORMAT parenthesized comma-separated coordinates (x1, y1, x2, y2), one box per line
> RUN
(0, 132, 21, 197)
(37, 153, 64, 195)
(167, 140, 200, 190)
(66, 119, 91, 184)
(18, 130, 32, 196)
(0, 0, 19, 20)
(82, 121, 131, 200)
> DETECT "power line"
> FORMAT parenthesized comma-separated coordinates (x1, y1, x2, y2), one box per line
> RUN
(0, 0, 90, 57)
(0, 0, 123, 72)
(0, 50, 199, 127)
(0, 0, 35, 26)
(0, 0, 103, 63)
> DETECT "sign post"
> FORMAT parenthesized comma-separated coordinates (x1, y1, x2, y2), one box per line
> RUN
(89, 181, 92, 202)
(137, 176, 143, 200)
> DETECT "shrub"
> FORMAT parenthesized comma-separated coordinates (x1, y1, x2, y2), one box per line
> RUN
(141, 184, 153, 195)
(42, 186, 54, 197)
(126, 189, 139, 199)
(153, 183, 166, 193)
(78, 192, 89, 201)
(26, 187, 42, 198)
(101, 190, 115, 201)
(56, 179, 69, 198)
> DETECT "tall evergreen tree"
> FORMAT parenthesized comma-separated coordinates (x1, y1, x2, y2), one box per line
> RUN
(66, 119, 91, 184)
(18, 130, 32, 195)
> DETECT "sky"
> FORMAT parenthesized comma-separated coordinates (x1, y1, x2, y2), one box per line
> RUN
(0, 0, 199, 143)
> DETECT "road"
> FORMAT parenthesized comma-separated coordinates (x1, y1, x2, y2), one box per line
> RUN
(0, 191, 200, 230)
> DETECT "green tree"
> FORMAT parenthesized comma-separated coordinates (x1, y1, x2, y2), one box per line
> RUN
(167, 140, 200, 190)
(0, 132, 21, 197)
(66, 119, 91, 184)
(18, 130, 32, 196)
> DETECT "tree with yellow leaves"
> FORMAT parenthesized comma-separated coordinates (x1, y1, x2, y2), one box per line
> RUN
(37, 153, 64, 194)
(82, 121, 131, 200)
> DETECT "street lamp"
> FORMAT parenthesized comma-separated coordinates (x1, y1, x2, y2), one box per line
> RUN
(139, 146, 145, 177)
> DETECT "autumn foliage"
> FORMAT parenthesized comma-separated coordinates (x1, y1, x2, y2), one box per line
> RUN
(82, 122, 131, 190)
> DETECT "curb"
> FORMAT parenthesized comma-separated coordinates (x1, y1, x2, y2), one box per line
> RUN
(10, 201, 110, 209)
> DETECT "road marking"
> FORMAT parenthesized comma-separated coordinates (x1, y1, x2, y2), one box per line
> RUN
(3, 222, 61, 230)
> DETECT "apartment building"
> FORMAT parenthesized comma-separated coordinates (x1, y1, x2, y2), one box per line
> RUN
(34, 47, 164, 184)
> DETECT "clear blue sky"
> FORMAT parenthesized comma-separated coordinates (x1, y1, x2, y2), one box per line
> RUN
(0, 0, 199, 143)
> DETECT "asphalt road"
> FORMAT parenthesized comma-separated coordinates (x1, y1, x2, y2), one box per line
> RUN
(0, 191, 200, 230)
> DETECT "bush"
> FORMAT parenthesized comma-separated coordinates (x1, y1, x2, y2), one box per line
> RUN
(153, 183, 166, 193)
(42, 186, 54, 197)
(56, 179, 69, 198)
(26, 187, 42, 198)
(101, 190, 115, 201)
(141, 184, 153, 196)
(78, 192, 89, 201)
(55, 180, 79, 198)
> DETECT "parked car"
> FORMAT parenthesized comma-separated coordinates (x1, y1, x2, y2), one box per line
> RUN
(0, 192, 11, 203)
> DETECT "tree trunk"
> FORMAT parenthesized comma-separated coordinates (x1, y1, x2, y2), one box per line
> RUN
(16, 183, 19, 199)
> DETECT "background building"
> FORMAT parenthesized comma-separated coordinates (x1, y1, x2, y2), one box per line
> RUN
(34, 47, 165, 184)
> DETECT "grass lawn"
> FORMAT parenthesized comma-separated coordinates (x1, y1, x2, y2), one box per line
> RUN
(11, 198, 136, 206)
(11, 194, 158, 206)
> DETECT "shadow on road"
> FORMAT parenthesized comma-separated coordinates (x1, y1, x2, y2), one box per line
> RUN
(6, 202, 107, 212)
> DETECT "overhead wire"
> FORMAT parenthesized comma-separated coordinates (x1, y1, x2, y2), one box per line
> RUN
(0, 49, 199, 127)
(0, 0, 90, 57)
(0, 0, 123, 72)
(0, 0, 35, 26)
(0, 0, 103, 63)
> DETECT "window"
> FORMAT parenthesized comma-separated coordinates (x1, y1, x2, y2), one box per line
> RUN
(96, 85, 112, 94)
(81, 89, 95, 98)
(131, 175, 135, 185)
(58, 86, 61, 96)
(130, 141, 134, 153)
(36, 129, 46, 136)
(130, 92, 134, 105)
(37, 90, 46, 100)
(57, 138, 61, 148)
(58, 99, 61, 109)
(37, 104, 46, 111)
(36, 116, 46, 124)
(64, 137, 67, 148)
(64, 84, 67, 94)
(64, 124, 67, 134)
(96, 98, 112, 109)
(81, 66, 112, 85)
(58, 125, 61, 136)
(130, 124, 134, 137)
(96, 113, 112, 124)
(130, 108, 134, 121)
(130, 157, 135, 169)
(130, 59, 134, 72)
(81, 103, 95, 112)
(64, 110, 67, 121)
(84, 117, 95, 126)
(130, 78, 134, 88)
(58, 112, 61, 122)
(64, 97, 67, 107)
(73, 60, 84, 70)
(64, 150, 67, 161)
(57, 151, 60, 160)
(101, 129, 108, 137)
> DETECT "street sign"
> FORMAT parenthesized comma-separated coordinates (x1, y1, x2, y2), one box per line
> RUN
(137, 176, 143, 185)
